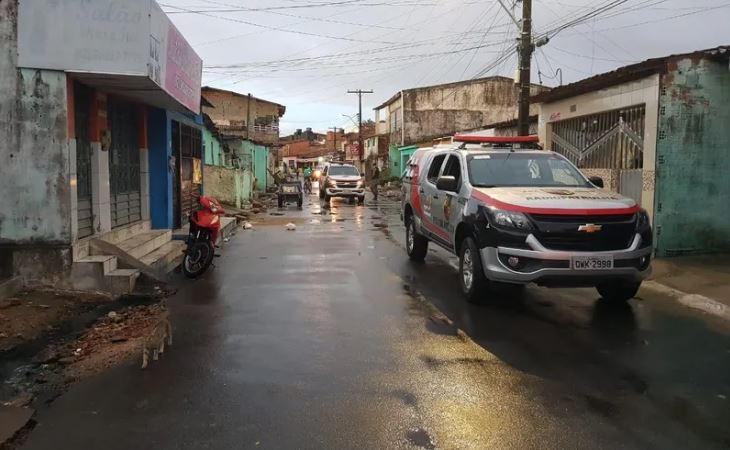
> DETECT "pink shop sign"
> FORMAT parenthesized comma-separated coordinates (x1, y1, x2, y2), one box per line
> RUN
(164, 24, 202, 113)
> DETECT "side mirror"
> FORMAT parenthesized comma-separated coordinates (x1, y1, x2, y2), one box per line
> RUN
(436, 175, 459, 192)
(588, 176, 604, 188)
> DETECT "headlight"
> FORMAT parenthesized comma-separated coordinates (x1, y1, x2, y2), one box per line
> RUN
(327, 179, 337, 187)
(356, 180, 363, 188)
(487, 208, 533, 230)
(637, 209, 650, 229)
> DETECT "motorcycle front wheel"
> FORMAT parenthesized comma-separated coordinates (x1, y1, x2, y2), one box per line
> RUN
(183, 240, 215, 278)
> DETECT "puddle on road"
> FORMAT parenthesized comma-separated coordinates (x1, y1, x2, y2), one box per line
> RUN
(406, 428, 436, 450)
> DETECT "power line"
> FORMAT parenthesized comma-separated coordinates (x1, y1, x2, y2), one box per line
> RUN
(159, 3, 401, 44)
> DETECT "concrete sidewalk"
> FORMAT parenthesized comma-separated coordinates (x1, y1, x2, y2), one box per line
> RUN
(647, 254, 730, 320)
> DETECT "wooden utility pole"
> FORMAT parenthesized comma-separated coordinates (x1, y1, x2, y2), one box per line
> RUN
(330, 126, 339, 159)
(517, 0, 533, 136)
(347, 89, 373, 162)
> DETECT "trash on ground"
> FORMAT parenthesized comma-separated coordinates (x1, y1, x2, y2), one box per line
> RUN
(286, 223, 297, 231)
(243, 222, 253, 230)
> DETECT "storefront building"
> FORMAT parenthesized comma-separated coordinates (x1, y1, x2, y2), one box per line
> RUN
(0, 0, 203, 287)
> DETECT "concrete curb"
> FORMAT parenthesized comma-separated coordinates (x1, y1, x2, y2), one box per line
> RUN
(643, 281, 730, 322)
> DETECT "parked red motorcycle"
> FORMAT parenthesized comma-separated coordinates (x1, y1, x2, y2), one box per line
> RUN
(183, 195, 225, 278)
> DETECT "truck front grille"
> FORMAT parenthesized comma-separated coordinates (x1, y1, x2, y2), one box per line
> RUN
(529, 213, 637, 252)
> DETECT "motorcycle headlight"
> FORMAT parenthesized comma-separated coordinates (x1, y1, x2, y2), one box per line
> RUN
(210, 204, 218, 213)
(637, 209, 650, 229)
(487, 208, 533, 230)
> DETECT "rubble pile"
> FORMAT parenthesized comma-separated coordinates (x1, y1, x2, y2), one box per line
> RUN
(64, 304, 168, 378)
(381, 185, 404, 201)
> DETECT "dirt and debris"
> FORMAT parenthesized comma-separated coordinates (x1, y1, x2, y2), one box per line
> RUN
(63, 303, 168, 379)
(0, 289, 113, 353)
(0, 290, 168, 436)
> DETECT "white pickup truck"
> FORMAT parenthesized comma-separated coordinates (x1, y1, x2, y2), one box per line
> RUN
(401, 136, 653, 304)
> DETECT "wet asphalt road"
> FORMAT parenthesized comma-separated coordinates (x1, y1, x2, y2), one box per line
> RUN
(20, 192, 730, 449)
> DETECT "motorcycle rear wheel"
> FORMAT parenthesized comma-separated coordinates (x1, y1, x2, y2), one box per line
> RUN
(183, 240, 215, 278)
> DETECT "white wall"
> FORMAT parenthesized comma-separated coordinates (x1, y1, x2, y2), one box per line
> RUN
(538, 74, 660, 216)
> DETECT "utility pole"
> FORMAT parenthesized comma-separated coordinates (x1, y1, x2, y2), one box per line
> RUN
(347, 89, 373, 164)
(517, 0, 533, 136)
(330, 127, 339, 159)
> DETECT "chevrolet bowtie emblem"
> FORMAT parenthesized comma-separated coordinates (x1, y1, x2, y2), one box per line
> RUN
(578, 224, 603, 233)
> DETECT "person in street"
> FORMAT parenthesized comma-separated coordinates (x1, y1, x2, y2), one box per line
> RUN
(303, 166, 313, 193)
(370, 163, 380, 201)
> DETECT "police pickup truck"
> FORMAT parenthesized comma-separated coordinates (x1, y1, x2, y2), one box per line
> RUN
(401, 135, 652, 304)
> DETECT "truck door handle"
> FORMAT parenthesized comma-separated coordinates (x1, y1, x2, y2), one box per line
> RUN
(432, 195, 439, 199)
(419, 188, 425, 194)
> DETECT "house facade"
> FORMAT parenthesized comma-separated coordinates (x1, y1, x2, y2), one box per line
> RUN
(534, 46, 730, 257)
(201, 87, 285, 191)
(0, 0, 203, 290)
(374, 76, 548, 175)
(202, 116, 254, 209)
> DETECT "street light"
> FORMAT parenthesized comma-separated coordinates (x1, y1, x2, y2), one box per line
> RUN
(341, 113, 359, 128)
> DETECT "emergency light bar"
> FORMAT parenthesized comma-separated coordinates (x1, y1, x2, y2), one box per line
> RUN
(453, 135, 540, 144)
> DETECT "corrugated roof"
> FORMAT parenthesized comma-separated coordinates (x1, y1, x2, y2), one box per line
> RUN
(532, 45, 730, 104)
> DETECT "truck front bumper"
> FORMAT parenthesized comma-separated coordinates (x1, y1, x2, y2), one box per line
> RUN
(481, 233, 652, 287)
(325, 187, 365, 197)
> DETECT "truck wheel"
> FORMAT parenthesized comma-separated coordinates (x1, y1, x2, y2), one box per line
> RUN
(324, 193, 331, 202)
(406, 216, 428, 262)
(460, 237, 489, 304)
(596, 282, 641, 302)
(297, 196, 303, 209)
(358, 196, 365, 205)
(278, 197, 283, 208)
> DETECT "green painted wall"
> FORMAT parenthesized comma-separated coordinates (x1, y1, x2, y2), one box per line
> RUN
(241, 140, 270, 191)
(399, 145, 418, 177)
(388, 144, 400, 177)
(654, 57, 730, 256)
(203, 128, 223, 167)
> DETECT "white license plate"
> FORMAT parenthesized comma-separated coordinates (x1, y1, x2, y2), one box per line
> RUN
(283, 186, 297, 193)
(572, 255, 614, 270)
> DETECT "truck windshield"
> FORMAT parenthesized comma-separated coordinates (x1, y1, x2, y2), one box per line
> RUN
(328, 166, 360, 176)
(467, 153, 591, 188)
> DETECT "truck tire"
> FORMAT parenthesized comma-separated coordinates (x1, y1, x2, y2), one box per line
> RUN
(406, 215, 428, 262)
(297, 196, 303, 209)
(278, 197, 284, 208)
(459, 237, 490, 304)
(358, 196, 365, 205)
(596, 282, 641, 302)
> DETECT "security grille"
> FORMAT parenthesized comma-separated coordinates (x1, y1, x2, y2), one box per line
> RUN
(550, 105, 645, 169)
(74, 83, 94, 238)
(108, 100, 141, 229)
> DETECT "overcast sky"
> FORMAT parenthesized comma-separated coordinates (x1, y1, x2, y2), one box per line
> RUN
(162, 0, 730, 134)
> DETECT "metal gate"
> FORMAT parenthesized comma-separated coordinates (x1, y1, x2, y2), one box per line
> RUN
(108, 100, 141, 229)
(550, 105, 645, 169)
(74, 83, 94, 238)
(171, 121, 202, 228)
(619, 169, 643, 204)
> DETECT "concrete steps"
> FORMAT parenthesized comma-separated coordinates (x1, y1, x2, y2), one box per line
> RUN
(112, 230, 171, 260)
(140, 240, 186, 274)
(72, 226, 184, 296)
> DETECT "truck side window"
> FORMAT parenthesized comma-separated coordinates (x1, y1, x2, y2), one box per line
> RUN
(442, 155, 462, 187)
(427, 154, 446, 184)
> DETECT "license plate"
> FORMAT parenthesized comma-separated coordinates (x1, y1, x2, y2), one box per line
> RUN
(572, 255, 614, 270)
(283, 186, 297, 193)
